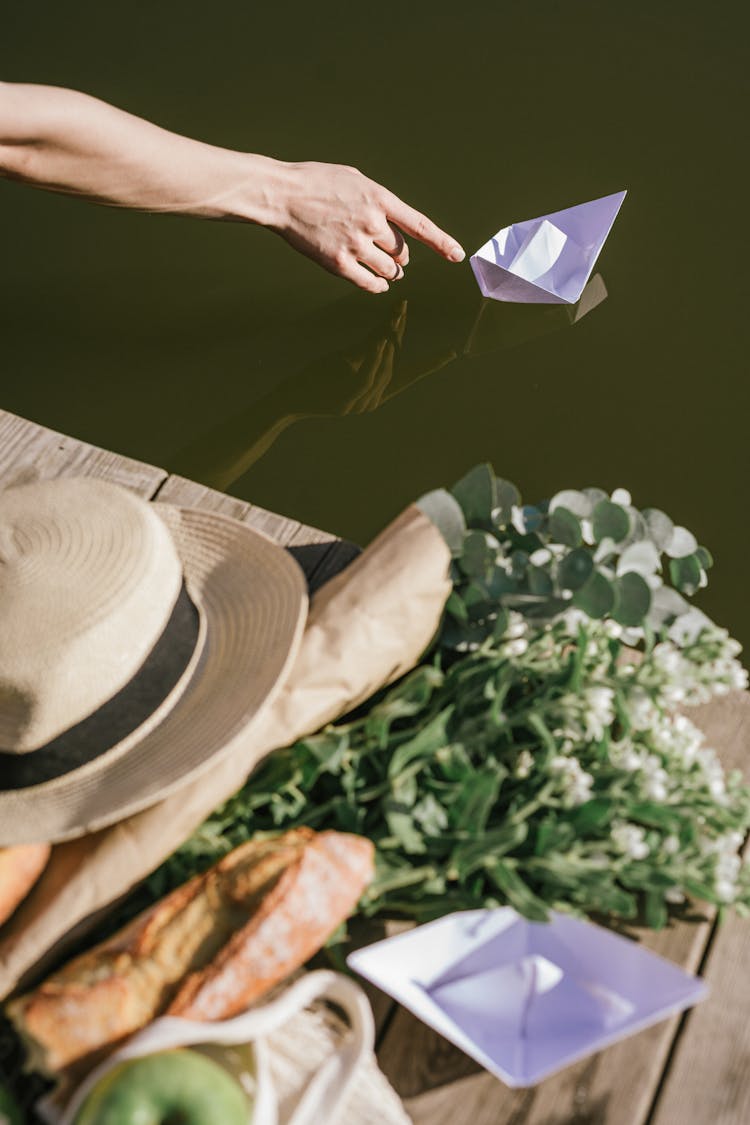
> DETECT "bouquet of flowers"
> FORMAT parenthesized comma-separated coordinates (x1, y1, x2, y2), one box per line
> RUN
(151, 466, 750, 930)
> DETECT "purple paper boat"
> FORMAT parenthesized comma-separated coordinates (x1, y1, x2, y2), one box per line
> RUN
(348, 907, 707, 1087)
(470, 191, 626, 305)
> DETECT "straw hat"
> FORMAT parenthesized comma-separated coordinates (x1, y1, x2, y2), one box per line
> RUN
(0, 477, 308, 845)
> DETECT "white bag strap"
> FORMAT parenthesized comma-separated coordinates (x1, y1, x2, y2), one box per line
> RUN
(57, 971, 373, 1125)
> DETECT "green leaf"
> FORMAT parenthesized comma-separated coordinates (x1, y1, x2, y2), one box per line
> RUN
(459, 530, 498, 579)
(670, 554, 702, 595)
(416, 488, 467, 555)
(558, 547, 594, 591)
(696, 545, 714, 570)
(626, 802, 683, 830)
(452, 463, 496, 525)
(612, 572, 652, 626)
(573, 569, 616, 617)
(449, 822, 528, 879)
(445, 590, 469, 624)
(484, 860, 550, 921)
(592, 500, 631, 543)
(487, 567, 520, 599)
(383, 800, 427, 854)
(644, 891, 668, 929)
(549, 506, 583, 547)
(518, 505, 545, 533)
(569, 798, 613, 833)
(510, 549, 530, 579)
(528, 565, 554, 596)
(388, 708, 453, 778)
(534, 819, 577, 855)
(493, 477, 521, 525)
(450, 766, 507, 832)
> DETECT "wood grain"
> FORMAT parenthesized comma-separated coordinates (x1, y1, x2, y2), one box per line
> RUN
(647, 695, 750, 1125)
(156, 473, 360, 593)
(0, 409, 165, 497)
(0, 413, 360, 594)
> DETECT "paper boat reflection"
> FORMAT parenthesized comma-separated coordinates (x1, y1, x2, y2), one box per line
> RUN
(348, 908, 707, 1087)
(471, 191, 626, 305)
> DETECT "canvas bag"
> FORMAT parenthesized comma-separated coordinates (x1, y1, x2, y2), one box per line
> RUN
(41, 971, 409, 1125)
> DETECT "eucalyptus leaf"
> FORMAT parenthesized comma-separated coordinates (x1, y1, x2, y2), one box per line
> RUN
(528, 565, 554, 596)
(612, 571, 652, 626)
(549, 506, 583, 547)
(549, 489, 593, 518)
(696, 545, 714, 570)
(592, 500, 631, 543)
(667, 526, 699, 559)
(558, 548, 594, 591)
(617, 540, 661, 577)
(416, 488, 467, 555)
(459, 530, 497, 578)
(492, 477, 521, 524)
(642, 508, 675, 551)
(670, 554, 703, 595)
(573, 568, 616, 617)
(452, 463, 496, 524)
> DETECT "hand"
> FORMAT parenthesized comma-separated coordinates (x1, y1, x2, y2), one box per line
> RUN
(270, 161, 465, 294)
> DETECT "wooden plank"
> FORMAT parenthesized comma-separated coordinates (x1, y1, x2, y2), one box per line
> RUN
(0, 408, 165, 497)
(646, 695, 750, 1125)
(156, 473, 360, 593)
(377, 692, 750, 1123)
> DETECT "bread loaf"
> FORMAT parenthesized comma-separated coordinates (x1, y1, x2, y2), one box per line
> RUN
(7, 827, 373, 1077)
(0, 844, 50, 928)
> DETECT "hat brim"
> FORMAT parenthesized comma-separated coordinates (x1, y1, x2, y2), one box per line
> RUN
(0, 505, 308, 845)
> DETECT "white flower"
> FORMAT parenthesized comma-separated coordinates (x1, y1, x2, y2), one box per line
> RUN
(663, 835, 680, 855)
(504, 612, 527, 640)
(612, 822, 650, 860)
(665, 887, 686, 904)
(627, 688, 660, 731)
(645, 776, 669, 801)
(582, 686, 615, 741)
(515, 749, 534, 779)
(609, 739, 645, 772)
(550, 755, 594, 806)
(501, 638, 529, 658)
(716, 880, 736, 903)
(652, 642, 681, 677)
(611, 488, 632, 506)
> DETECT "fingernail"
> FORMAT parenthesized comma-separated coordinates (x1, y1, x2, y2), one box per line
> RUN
(449, 246, 466, 263)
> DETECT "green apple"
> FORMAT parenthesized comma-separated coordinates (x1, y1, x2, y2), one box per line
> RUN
(72, 1048, 250, 1125)
(0, 1080, 23, 1125)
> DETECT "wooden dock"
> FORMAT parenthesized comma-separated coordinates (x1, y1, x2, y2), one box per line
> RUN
(2, 407, 749, 1125)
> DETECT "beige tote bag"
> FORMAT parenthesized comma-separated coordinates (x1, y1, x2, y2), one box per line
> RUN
(42, 971, 409, 1125)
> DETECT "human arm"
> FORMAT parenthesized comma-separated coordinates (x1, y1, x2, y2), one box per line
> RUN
(0, 82, 465, 293)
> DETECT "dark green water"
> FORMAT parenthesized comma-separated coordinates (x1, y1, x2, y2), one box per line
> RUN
(3, 3, 749, 643)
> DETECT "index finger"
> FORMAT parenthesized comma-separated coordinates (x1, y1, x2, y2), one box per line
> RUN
(384, 192, 465, 263)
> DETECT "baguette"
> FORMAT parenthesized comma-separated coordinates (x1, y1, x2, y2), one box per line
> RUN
(7, 827, 373, 1077)
(0, 844, 51, 928)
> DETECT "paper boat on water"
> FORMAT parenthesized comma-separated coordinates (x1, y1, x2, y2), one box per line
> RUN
(348, 907, 706, 1087)
(471, 191, 626, 305)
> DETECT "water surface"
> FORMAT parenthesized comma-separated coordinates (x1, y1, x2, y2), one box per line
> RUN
(2, 2, 748, 642)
